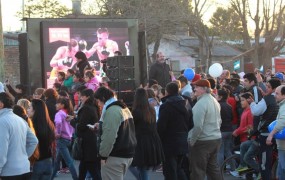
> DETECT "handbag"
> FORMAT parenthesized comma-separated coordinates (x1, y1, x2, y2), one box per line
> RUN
(72, 136, 83, 160)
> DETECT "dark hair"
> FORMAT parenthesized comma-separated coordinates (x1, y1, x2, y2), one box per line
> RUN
(81, 89, 95, 104)
(166, 82, 179, 96)
(57, 72, 65, 80)
(60, 86, 69, 93)
(30, 99, 55, 147)
(230, 78, 240, 87)
(84, 71, 94, 79)
(178, 75, 188, 84)
(43, 88, 59, 100)
(67, 69, 75, 75)
(268, 78, 281, 90)
(217, 89, 229, 101)
(53, 83, 61, 91)
(0, 92, 14, 108)
(114, 51, 122, 56)
(222, 84, 233, 97)
(80, 89, 101, 115)
(76, 85, 87, 93)
(240, 92, 254, 99)
(132, 88, 156, 124)
(94, 86, 115, 103)
(74, 72, 82, 79)
(231, 73, 240, 79)
(15, 84, 26, 93)
(180, 69, 185, 75)
(207, 78, 216, 89)
(13, 105, 28, 121)
(160, 88, 166, 96)
(75, 51, 87, 61)
(243, 73, 257, 84)
(57, 97, 74, 115)
(148, 79, 158, 88)
(58, 90, 69, 98)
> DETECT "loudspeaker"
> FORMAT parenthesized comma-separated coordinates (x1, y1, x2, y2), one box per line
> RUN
(108, 79, 135, 91)
(118, 91, 135, 106)
(106, 56, 134, 68)
(18, 33, 30, 94)
(106, 67, 135, 80)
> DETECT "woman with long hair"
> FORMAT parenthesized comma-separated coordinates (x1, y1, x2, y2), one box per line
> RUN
(71, 89, 101, 180)
(27, 99, 56, 180)
(51, 97, 78, 180)
(130, 88, 164, 180)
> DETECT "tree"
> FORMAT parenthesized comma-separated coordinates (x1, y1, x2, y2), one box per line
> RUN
(91, 0, 190, 62)
(231, 0, 285, 69)
(18, 0, 71, 18)
(209, 7, 243, 40)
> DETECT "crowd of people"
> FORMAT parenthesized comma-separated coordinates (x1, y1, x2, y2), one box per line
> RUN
(0, 51, 285, 180)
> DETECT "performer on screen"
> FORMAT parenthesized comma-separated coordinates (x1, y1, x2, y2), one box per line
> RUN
(49, 39, 79, 79)
(85, 28, 119, 69)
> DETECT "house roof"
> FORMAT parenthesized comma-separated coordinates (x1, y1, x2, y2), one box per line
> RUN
(162, 34, 242, 57)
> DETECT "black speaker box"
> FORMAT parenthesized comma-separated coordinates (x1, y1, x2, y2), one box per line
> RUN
(106, 56, 134, 68)
(117, 91, 135, 105)
(108, 79, 136, 91)
(106, 67, 135, 80)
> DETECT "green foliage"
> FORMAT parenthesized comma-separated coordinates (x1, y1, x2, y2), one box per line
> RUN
(17, 0, 71, 18)
(209, 7, 243, 40)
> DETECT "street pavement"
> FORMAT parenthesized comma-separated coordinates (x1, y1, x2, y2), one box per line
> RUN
(56, 161, 241, 180)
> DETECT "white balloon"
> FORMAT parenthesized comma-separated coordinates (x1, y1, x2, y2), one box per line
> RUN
(209, 63, 223, 78)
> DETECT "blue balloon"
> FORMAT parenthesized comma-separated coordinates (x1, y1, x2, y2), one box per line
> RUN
(268, 120, 285, 139)
(184, 68, 195, 81)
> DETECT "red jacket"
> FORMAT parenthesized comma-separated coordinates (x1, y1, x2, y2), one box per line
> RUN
(227, 97, 238, 125)
(233, 107, 253, 142)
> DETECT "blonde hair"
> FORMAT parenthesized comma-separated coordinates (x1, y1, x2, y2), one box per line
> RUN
(17, 99, 31, 111)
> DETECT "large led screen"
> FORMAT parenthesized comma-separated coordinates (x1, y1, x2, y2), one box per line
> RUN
(41, 21, 130, 88)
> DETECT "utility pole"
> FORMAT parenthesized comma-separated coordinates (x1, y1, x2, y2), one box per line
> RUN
(0, 1, 5, 82)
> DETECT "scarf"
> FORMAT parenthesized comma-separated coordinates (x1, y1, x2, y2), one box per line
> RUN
(99, 97, 117, 122)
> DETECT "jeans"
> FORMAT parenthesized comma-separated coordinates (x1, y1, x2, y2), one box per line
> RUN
(240, 140, 260, 172)
(259, 135, 273, 180)
(163, 155, 188, 180)
(31, 158, 53, 180)
(278, 149, 285, 179)
(129, 166, 150, 180)
(218, 132, 235, 170)
(51, 138, 78, 180)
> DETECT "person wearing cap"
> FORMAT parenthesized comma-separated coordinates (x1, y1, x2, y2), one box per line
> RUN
(275, 72, 284, 82)
(188, 79, 222, 179)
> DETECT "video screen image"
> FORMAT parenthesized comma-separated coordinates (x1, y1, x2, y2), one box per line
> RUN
(41, 21, 129, 88)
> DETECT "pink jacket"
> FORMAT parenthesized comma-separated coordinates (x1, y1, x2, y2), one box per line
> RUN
(54, 110, 74, 140)
(85, 76, 101, 92)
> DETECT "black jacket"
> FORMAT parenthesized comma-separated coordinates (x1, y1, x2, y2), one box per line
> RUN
(157, 94, 192, 157)
(219, 100, 233, 132)
(76, 60, 91, 78)
(45, 98, 57, 122)
(149, 62, 171, 88)
(71, 101, 100, 162)
(101, 101, 137, 159)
